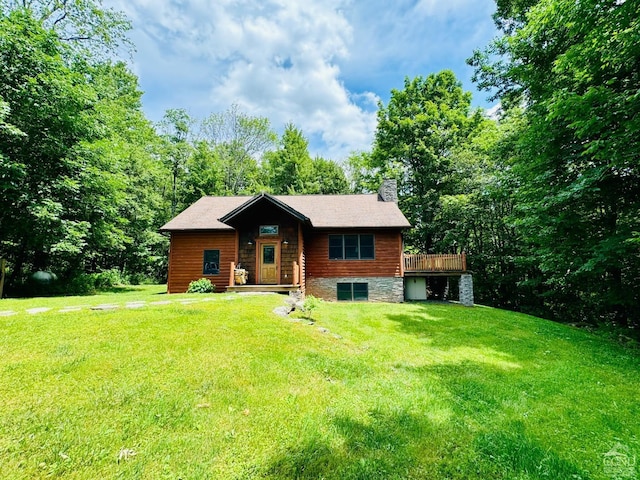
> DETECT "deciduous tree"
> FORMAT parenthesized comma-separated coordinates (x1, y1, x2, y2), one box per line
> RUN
(309, 157, 349, 194)
(470, 0, 640, 326)
(158, 108, 194, 216)
(200, 105, 276, 194)
(371, 70, 484, 252)
(0, 0, 132, 57)
(0, 9, 166, 289)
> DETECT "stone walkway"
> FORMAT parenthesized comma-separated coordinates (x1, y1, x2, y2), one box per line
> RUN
(0, 293, 344, 341)
(0, 295, 234, 317)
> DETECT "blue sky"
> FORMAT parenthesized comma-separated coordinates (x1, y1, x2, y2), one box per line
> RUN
(104, 0, 498, 161)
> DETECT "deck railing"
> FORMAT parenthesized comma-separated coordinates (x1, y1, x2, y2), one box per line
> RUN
(404, 253, 467, 273)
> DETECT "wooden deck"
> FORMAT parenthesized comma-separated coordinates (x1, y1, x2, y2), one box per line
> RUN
(404, 253, 467, 276)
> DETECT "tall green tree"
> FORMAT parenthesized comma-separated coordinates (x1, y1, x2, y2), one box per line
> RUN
(470, 0, 640, 326)
(83, 62, 167, 279)
(0, 0, 132, 57)
(263, 125, 349, 195)
(158, 108, 194, 217)
(264, 124, 314, 194)
(180, 141, 225, 206)
(347, 151, 379, 194)
(308, 156, 349, 194)
(371, 70, 484, 252)
(437, 109, 542, 313)
(0, 10, 100, 281)
(200, 105, 276, 194)
(0, 9, 166, 288)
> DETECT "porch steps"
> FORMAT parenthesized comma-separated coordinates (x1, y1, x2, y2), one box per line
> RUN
(226, 284, 301, 294)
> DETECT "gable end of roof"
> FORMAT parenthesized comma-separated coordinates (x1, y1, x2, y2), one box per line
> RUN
(218, 192, 310, 225)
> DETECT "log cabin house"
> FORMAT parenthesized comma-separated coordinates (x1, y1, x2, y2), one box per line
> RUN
(160, 180, 473, 303)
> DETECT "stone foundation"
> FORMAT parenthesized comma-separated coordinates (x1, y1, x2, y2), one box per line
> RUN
(306, 276, 404, 303)
(459, 274, 474, 306)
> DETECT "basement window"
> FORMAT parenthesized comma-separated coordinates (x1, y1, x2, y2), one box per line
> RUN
(337, 282, 369, 301)
(203, 249, 220, 275)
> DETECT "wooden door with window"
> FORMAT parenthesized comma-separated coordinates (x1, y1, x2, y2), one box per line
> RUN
(259, 243, 279, 284)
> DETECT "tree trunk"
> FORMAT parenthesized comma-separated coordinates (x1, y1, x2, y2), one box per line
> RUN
(0, 258, 6, 299)
(8, 238, 27, 286)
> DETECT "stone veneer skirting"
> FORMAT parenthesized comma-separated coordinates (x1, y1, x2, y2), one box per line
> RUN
(459, 274, 474, 307)
(306, 276, 404, 303)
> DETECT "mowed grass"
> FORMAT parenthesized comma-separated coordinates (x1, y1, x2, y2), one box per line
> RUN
(0, 290, 638, 479)
(0, 284, 184, 312)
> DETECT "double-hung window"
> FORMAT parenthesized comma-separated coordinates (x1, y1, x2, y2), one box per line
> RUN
(328, 234, 374, 260)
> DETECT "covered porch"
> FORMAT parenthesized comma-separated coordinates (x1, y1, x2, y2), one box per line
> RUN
(219, 193, 307, 293)
(226, 260, 302, 294)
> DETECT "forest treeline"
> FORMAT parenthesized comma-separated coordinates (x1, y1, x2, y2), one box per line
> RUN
(0, 0, 638, 330)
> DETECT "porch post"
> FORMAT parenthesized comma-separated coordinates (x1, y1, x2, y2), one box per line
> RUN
(459, 273, 474, 307)
(297, 222, 304, 290)
(293, 261, 299, 285)
(229, 262, 235, 287)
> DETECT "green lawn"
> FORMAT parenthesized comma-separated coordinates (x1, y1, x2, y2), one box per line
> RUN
(0, 284, 182, 312)
(0, 289, 638, 479)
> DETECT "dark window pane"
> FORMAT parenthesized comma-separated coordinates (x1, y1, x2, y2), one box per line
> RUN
(359, 234, 375, 259)
(344, 235, 359, 259)
(353, 283, 369, 301)
(337, 283, 352, 301)
(203, 250, 220, 275)
(263, 245, 275, 264)
(329, 235, 343, 259)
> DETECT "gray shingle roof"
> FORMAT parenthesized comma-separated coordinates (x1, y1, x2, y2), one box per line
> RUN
(160, 193, 411, 231)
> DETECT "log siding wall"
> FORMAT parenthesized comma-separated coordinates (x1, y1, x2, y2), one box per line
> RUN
(167, 228, 404, 297)
(167, 231, 236, 293)
(305, 230, 403, 279)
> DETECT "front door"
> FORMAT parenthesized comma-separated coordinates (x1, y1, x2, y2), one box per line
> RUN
(259, 243, 278, 284)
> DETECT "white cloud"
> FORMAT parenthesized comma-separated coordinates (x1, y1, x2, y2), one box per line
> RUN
(104, 0, 497, 161)
(204, 1, 378, 159)
(484, 103, 503, 120)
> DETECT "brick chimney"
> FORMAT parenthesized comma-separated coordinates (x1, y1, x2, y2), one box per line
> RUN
(378, 179, 398, 202)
